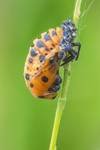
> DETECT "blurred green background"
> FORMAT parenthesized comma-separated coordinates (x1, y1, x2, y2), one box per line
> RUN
(0, 0, 100, 150)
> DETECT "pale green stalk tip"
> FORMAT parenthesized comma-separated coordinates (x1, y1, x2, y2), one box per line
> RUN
(73, 0, 82, 26)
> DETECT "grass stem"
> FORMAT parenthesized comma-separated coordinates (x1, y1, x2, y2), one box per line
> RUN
(49, 0, 82, 149)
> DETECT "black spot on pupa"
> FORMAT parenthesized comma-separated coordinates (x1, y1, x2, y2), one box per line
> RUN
(30, 83, 34, 88)
(25, 73, 30, 80)
(41, 76, 48, 83)
(36, 67, 39, 70)
(45, 53, 48, 55)
(50, 47, 53, 50)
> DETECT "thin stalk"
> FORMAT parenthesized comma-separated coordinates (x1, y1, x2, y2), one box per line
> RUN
(73, 0, 82, 26)
(49, 0, 82, 150)
(49, 64, 71, 150)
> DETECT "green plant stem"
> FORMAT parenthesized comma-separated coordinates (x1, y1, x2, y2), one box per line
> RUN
(49, 0, 82, 150)
(49, 64, 71, 150)
(73, 0, 82, 26)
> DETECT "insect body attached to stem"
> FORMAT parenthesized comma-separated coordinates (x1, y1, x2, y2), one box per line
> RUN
(24, 19, 81, 99)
